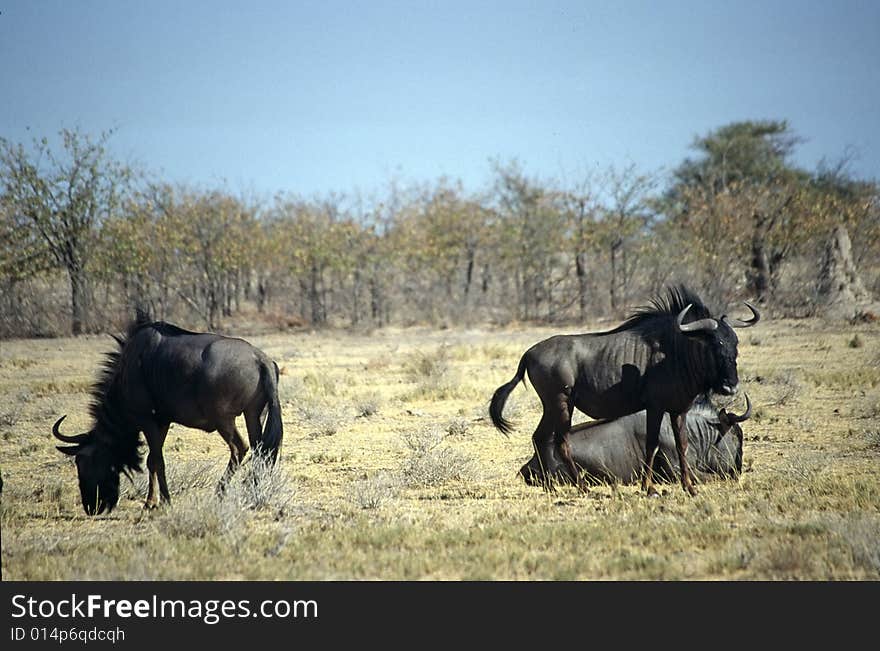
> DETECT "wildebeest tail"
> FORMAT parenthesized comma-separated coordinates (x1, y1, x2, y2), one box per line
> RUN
(257, 359, 283, 463)
(489, 354, 528, 436)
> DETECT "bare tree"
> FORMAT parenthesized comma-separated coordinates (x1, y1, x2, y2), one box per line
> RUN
(0, 129, 130, 334)
(601, 164, 656, 311)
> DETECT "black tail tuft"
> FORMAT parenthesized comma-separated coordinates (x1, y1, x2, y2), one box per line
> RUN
(489, 355, 528, 436)
(257, 359, 283, 463)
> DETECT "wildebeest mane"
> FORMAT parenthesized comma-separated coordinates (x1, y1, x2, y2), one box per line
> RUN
(599, 285, 712, 335)
(128, 307, 201, 339)
(688, 393, 721, 424)
(84, 312, 159, 474)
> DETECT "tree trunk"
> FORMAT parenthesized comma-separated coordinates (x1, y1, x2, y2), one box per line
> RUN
(257, 278, 267, 313)
(609, 240, 621, 311)
(575, 251, 588, 322)
(748, 236, 771, 303)
(370, 271, 382, 325)
(68, 264, 88, 336)
(351, 268, 361, 326)
(298, 279, 309, 322)
(309, 261, 323, 325)
(463, 245, 475, 305)
(208, 285, 219, 330)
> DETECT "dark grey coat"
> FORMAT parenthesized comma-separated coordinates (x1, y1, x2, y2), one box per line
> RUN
(519, 397, 749, 486)
(54, 311, 283, 515)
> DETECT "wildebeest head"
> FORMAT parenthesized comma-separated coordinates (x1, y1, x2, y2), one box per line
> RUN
(53, 416, 121, 515)
(675, 300, 760, 397)
(703, 394, 752, 477)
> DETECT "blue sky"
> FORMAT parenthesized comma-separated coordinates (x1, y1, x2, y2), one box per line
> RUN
(1, 0, 877, 201)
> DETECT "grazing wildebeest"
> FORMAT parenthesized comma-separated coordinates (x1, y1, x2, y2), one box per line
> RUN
(519, 394, 751, 487)
(490, 285, 759, 496)
(53, 310, 283, 515)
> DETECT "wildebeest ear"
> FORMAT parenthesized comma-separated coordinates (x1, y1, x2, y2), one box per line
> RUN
(56, 444, 80, 456)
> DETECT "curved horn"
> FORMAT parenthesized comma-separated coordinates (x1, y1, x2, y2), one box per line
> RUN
(676, 303, 719, 334)
(728, 393, 752, 423)
(56, 444, 80, 456)
(52, 416, 90, 444)
(723, 302, 761, 328)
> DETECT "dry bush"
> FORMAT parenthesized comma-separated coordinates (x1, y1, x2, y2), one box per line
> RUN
(403, 346, 473, 400)
(862, 429, 880, 450)
(859, 392, 880, 420)
(154, 455, 295, 542)
(0, 277, 70, 338)
(445, 417, 470, 437)
(224, 452, 297, 516)
(124, 459, 220, 500)
(302, 372, 337, 397)
(779, 451, 826, 484)
(306, 418, 338, 438)
(350, 472, 400, 510)
(297, 402, 349, 438)
(404, 346, 453, 381)
(277, 374, 304, 406)
(399, 427, 478, 488)
(769, 368, 802, 406)
(355, 394, 381, 418)
(0, 405, 21, 430)
(828, 514, 880, 573)
(156, 490, 252, 542)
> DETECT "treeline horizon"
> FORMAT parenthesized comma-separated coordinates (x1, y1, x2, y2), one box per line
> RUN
(1, 119, 878, 339)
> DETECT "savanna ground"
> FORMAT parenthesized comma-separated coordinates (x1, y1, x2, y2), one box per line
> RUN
(1, 317, 879, 580)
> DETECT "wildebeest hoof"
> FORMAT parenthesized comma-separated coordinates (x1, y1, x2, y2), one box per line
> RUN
(143, 501, 159, 510)
(646, 487, 661, 499)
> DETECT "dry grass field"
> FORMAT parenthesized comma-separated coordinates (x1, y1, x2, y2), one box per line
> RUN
(1, 317, 879, 580)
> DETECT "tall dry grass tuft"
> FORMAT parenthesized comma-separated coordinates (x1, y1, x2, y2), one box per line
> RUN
(828, 513, 880, 573)
(124, 459, 220, 500)
(399, 427, 478, 488)
(403, 346, 466, 400)
(225, 451, 297, 516)
(153, 452, 296, 548)
(769, 368, 802, 406)
(350, 472, 400, 510)
(156, 490, 253, 542)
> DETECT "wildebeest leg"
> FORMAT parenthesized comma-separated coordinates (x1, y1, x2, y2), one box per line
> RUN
(670, 412, 698, 496)
(143, 421, 170, 509)
(216, 421, 249, 492)
(641, 409, 663, 497)
(244, 406, 264, 458)
(532, 413, 560, 491)
(552, 390, 582, 491)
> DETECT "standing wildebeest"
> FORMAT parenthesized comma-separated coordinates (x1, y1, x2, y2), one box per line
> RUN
(490, 285, 759, 496)
(519, 394, 751, 487)
(53, 310, 283, 515)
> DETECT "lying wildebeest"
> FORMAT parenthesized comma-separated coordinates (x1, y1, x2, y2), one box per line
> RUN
(519, 394, 751, 487)
(490, 285, 759, 496)
(53, 310, 283, 515)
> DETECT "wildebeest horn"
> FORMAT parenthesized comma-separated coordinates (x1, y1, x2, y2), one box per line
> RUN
(56, 445, 80, 456)
(728, 393, 752, 423)
(676, 304, 719, 334)
(52, 416, 89, 444)
(723, 302, 761, 328)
